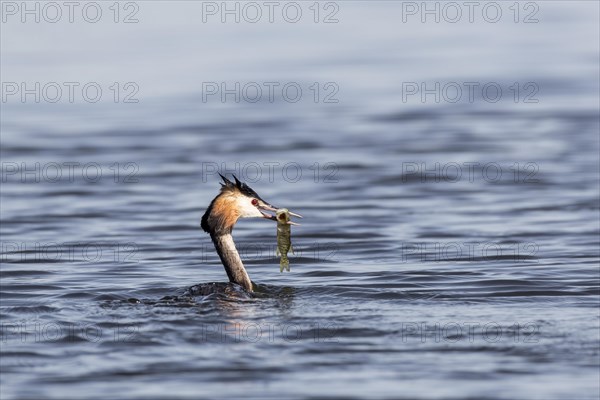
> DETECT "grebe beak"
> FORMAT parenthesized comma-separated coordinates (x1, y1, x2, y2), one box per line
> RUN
(288, 211, 303, 219)
(258, 203, 303, 221)
(258, 203, 277, 220)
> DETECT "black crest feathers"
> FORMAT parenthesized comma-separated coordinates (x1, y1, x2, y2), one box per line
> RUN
(218, 173, 261, 199)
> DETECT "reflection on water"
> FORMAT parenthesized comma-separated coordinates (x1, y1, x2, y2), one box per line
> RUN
(1, 2, 599, 400)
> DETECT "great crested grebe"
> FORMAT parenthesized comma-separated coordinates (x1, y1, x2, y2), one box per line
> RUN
(201, 174, 301, 292)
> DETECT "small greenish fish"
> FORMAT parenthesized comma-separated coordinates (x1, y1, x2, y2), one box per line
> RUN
(276, 208, 294, 272)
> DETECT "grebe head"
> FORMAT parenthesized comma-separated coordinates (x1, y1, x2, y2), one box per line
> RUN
(201, 174, 279, 235)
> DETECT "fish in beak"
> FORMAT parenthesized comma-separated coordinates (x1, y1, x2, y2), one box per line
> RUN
(259, 203, 302, 224)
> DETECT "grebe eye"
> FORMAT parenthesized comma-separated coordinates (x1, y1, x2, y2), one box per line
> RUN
(251, 198, 259, 206)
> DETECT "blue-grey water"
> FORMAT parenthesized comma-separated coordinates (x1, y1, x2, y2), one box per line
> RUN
(1, 2, 599, 399)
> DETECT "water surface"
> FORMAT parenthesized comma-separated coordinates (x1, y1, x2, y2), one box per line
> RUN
(1, 2, 599, 399)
